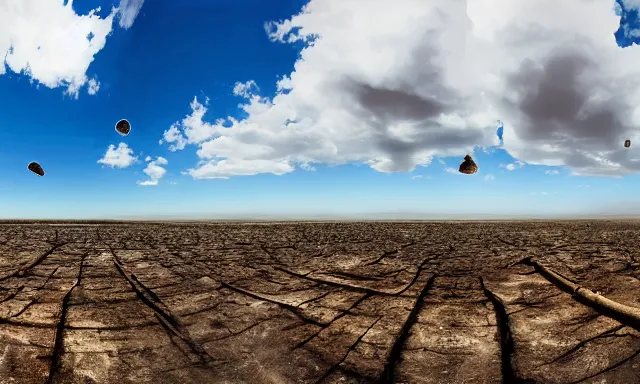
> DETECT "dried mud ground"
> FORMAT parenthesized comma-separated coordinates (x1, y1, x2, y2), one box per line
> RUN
(0, 221, 639, 384)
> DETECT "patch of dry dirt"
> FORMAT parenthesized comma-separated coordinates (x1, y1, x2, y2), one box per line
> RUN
(0, 221, 638, 383)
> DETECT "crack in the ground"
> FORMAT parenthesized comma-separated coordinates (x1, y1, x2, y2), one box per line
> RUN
(365, 242, 416, 266)
(199, 317, 274, 344)
(46, 252, 87, 384)
(379, 273, 437, 384)
(111, 250, 215, 366)
(538, 325, 626, 367)
(0, 242, 68, 281)
(296, 290, 333, 308)
(131, 273, 163, 302)
(0, 286, 24, 303)
(275, 258, 432, 297)
(566, 348, 640, 384)
(315, 315, 382, 384)
(221, 281, 325, 327)
(10, 298, 37, 318)
(480, 277, 537, 384)
(36, 267, 60, 290)
(294, 292, 373, 350)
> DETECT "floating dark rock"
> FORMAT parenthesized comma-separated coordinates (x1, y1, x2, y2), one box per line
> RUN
(115, 119, 131, 136)
(458, 155, 478, 175)
(28, 162, 45, 176)
(625, 139, 631, 148)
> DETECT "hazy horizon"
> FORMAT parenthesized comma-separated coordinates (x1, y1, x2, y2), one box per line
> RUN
(6, 211, 640, 221)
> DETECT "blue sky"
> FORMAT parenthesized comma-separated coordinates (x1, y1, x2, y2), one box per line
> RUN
(1, 0, 640, 219)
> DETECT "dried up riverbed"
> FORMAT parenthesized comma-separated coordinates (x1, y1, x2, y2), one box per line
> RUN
(0, 221, 638, 384)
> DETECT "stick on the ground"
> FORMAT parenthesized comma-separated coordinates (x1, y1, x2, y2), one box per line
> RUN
(527, 258, 640, 324)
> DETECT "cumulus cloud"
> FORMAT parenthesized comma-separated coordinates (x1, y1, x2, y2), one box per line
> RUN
(98, 143, 138, 168)
(0, 0, 120, 98)
(138, 156, 168, 186)
(162, 0, 495, 179)
(468, 0, 640, 177)
(484, 173, 495, 181)
(162, 0, 640, 179)
(545, 169, 560, 175)
(117, 0, 145, 29)
(233, 80, 260, 98)
(87, 78, 100, 95)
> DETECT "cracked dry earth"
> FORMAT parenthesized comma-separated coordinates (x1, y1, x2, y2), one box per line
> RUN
(0, 221, 639, 384)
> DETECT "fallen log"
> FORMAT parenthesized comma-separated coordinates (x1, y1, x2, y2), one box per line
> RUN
(526, 258, 640, 325)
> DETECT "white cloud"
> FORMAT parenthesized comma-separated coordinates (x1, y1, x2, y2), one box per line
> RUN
(444, 167, 459, 174)
(98, 143, 138, 168)
(0, 1, 119, 98)
(163, 0, 640, 179)
(163, 0, 494, 179)
(137, 156, 168, 186)
(484, 173, 495, 181)
(300, 162, 316, 171)
(233, 80, 259, 98)
(117, 0, 145, 29)
(504, 160, 525, 171)
(466, 0, 640, 177)
(545, 169, 560, 175)
(159, 97, 217, 152)
(87, 77, 100, 95)
(184, 159, 294, 180)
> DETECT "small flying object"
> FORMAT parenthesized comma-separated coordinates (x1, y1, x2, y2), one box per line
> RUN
(624, 139, 631, 148)
(28, 162, 45, 176)
(458, 154, 478, 175)
(115, 119, 131, 136)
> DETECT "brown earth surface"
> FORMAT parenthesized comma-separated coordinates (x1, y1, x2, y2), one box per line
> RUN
(0, 221, 639, 384)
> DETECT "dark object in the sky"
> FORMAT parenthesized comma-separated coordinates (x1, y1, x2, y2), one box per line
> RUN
(115, 119, 131, 136)
(458, 155, 478, 175)
(28, 162, 45, 176)
(625, 139, 631, 148)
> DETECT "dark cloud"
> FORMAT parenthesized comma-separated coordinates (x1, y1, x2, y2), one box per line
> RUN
(504, 47, 633, 156)
(349, 82, 447, 122)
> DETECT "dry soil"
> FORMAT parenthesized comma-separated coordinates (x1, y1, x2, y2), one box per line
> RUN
(0, 221, 638, 384)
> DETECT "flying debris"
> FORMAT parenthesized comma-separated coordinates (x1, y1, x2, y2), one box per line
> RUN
(28, 162, 45, 176)
(115, 119, 131, 136)
(625, 139, 631, 148)
(458, 155, 478, 175)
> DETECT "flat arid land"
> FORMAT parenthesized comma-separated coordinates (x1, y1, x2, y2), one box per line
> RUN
(0, 221, 639, 384)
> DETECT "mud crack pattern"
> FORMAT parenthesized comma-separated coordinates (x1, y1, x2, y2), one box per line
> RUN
(0, 221, 638, 383)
